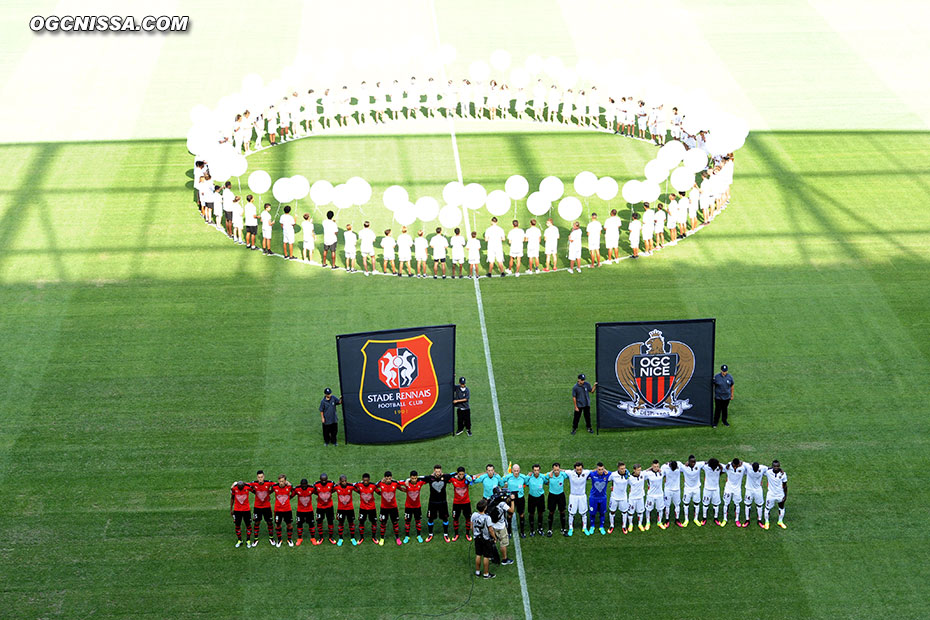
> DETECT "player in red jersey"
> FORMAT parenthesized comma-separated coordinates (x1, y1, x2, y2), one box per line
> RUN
(354, 473, 379, 544)
(249, 470, 275, 546)
(292, 478, 316, 546)
(313, 473, 337, 545)
(230, 480, 252, 548)
(398, 470, 426, 544)
(334, 475, 358, 547)
(450, 467, 475, 541)
(375, 471, 402, 546)
(272, 474, 294, 547)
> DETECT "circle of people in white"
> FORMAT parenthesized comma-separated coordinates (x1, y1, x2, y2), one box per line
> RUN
(193, 76, 738, 277)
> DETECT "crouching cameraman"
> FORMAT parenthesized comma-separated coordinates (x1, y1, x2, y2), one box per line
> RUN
(489, 487, 515, 566)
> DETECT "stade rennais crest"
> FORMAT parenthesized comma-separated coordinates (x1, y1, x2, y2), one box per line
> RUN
(359, 335, 439, 431)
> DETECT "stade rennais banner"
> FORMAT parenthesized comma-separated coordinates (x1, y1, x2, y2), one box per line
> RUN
(596, 319, 715, 429)
(336, 325, 456, 444)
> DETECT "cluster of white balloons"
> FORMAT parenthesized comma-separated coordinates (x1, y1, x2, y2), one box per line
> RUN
(246, 171, 373, 208)
(619, 139, 714, 205)
(192, 141, 248, 184)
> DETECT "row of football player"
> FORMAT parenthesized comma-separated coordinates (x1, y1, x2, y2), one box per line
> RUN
(228, 458, 788, 549)
(227, 78, 692, 152)
(193, 165, 733, 274)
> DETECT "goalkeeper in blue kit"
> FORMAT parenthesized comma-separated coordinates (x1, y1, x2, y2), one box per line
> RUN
(587, 462, 611, 535)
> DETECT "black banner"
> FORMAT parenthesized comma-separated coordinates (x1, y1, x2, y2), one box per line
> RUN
(596, 319, 715, 429)
(336, 325, 455, 444)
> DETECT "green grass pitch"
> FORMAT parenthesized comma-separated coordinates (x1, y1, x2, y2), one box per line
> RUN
(1, 129, 929, 619)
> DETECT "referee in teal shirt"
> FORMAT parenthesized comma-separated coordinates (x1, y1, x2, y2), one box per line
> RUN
(526, 465, 547, 537)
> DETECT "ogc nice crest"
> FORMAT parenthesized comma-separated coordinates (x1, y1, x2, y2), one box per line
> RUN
(615, 329, 695, 418)
(360, 334, 439, 432)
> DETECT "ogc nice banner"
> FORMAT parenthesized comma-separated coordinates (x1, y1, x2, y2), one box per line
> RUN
(336, 325, 455, 444)
(596, 319, 715, 429)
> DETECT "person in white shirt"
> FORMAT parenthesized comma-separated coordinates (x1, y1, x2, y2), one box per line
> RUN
(627, 464, 646, 531)
(532, 80, 545, 121)
(507, 220, 525, 276)
(343, 223, 358, 272)
(661, 461, 683, 527)
(680, 455, 705, 527)
(278, 205, 296, 260)
(466, 231, 481, 279)
(641, 203, 655, 255)
(701, 458, 724, 525)
(670, 107, 683, 140)
(429, 227, 449, 279)
(380, 228, 397, 275)
(653, 204, 667, 249)
(300, 213, 314, 262)
(565, 462, 591, 536)
(243, 195, 259, 251)
(390, 80, 404, 121)
(687, 186, 700, 232)
(666, 197, 680, 245)
(628, 212, 642, 258)
(265, 105, 278, 145)
(414, 230, 429, 277)
(396, 226, 414, 277)
(356, 82, 370, 125)
(222, 182, 235, 238)
(449, 228, 466, 278)
(567, 221, 583, 273)
(603, 209, 622, 262)
(742, 462, 768, 527)
(543, 218, 559, 271)
(546, 84, 560, 123)
(524, 219, 542, 273)
(260, 204, 273, 255)
(372, 82, 385, 123)
(199, 173, 214, 224)
(322, 211, 339, 269)
(483, 217, 506, 277)
(358, 221, 377, 276)
(643, 460, 666, 531)
(231, 196, 244, 245)
(764, 460, 788, 529)
(608, 462, 631, 534)
(722, 458, 747, 527)
(586, 213, 603, 267)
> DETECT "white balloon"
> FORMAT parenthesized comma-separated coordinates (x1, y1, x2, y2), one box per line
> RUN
(544, 56, 564, 77)
(621, 180, 643, 204)
(640, 181, 661, 203)
(438, 44, 457, 65)
(469, 60, 491, 82)
(272, 178, 293, 203)
(658, 140, 686, 168)
(186, 127, 212, 156)
(310, 180, 334, 206)
(333, 183, 353, 209)
(346, 176, 372, 205)
(439, 204, 463, 228)
(383, 185, 409, 210)
(557, 196, 583, 221)
(595, 176, 619, 201)
(490, 49, 512, 72)
(290, 175, 310, 200)
(247, 170, 271, 194)
(539, 176, 565, 202)
(486, 190, 511, 216)
(395, 202, 417, 226)
(670, 167, 695, 193)
(504, 175, 529, 200)
(209, 160, 232, 184)
(683, 148, 709, 173)
(443, 181, 465, 207)
(558, 68, 578, 89)
(230, 153, 248, 177)
(351, 48, 372, 69)
(189, 104, 212, 126)
(415, 196, 440, 222)
(509, 67, 530, 89)
(573, 171, 598, 198)
(240, 74, 263, 96)
(526, 191, 551, 216)
(525, 54, 544, 75)
(463, 183, 487, 210)
(644, 159, 669, 183)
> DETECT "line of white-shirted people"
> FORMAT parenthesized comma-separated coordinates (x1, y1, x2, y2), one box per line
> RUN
(228, 457, 788, 550)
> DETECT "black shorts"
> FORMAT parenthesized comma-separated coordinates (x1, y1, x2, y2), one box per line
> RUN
(246, 225, 257, 235)
(380, 507, 399, 522)
(316, 506, 335, 523)
(205, 201, 214, 210)
(253, 507, 272, 522)
(337, 509, 355, 523)
(513, 496, 526, 514)
(528, 495, 545, 515)
(434, 257, 445, 263)
(296, 511, 315, 527)
(358, 509, 377, 523)
(427, 504, 449, 521)
(404, 507, 422, 521)
(224, 210, 233, 222)
(452, 503, 472, 519)
(324, 242, 337, 253)
(547, 493, 567, 512)
(274, 510, 292, 524)
(475, 536, 496, 559)
(234, 510, 252, 525)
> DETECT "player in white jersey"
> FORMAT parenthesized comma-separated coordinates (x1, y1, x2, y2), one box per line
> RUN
(566, 462, 591, 536)
(396, 226, 414, 277)
(483, 217, 506, 277)
(679, 455, 705, 527)
(524, 220, 542, 273)
(701, 458, 724, 525)
(603, 209, 623, 262)
(358, 221, 377, 276)
(641, 204, 655, 255)
(743, 462, 768, 527)
(466, 231, 481, 278)
(506, 220, 525, 276)
(322, 211, 339, 269)
(643, 461, 667, 530)
(567, 222, 583, 273)
(661, 460, 683, 527)
(429, 227, 449, 279)
(342, 224, 358, 272)
(414, 230, 428, 277)
(653, 205, 667, 248)
(722, 458, 747, 527)
(764, 460, 788, 529)
(449, 228, 466, 278)
(670, 107, 683, 140)
(543, 219, 559, 271)
(260, 204, 273, 255)
(380, 229, 397, 275)
(608, 462, 631, 534)
(299, 213, 313, 261)
(586, 213, 603, 267)
(628, 213, 642, 258)
(626, 464, 646, 531)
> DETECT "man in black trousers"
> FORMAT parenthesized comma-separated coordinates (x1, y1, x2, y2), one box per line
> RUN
(712, 364, 735, 428)
(453, 376, 471, 436)
(319, 387, 342, 446)
(571, 373, 597, 435)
